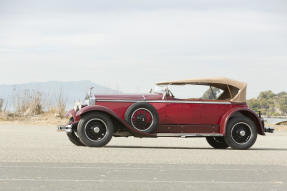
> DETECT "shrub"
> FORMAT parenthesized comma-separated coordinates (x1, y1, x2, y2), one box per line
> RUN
(56, 92, 66, 119)
(0, 98, 3, 113)
(16, 90, 43, 116)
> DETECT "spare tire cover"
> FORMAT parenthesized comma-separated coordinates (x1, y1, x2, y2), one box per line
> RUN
(124, 102, 159, 133)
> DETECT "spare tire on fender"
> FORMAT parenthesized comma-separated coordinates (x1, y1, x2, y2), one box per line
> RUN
(125, 102, 159, 133)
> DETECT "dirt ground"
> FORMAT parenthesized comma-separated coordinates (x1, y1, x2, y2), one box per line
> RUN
(0, 113, 66, 126)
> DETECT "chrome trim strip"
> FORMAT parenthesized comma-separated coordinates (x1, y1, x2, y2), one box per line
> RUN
(156, 133, 223, 137)
(95, 99, 231, 105)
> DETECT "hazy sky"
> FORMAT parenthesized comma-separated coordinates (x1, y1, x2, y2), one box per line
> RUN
(0, 0, 286, 98)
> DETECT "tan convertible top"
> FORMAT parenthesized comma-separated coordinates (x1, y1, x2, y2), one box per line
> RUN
(156, 77, 247, 103)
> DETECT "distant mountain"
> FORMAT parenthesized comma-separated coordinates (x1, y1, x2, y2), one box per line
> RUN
(0, 81, 121, 110)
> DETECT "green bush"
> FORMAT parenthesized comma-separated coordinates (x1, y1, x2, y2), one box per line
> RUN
(248, 91, 287, 116)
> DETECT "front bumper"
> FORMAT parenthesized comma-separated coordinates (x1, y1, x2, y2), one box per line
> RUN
(57, 124, 72, 133)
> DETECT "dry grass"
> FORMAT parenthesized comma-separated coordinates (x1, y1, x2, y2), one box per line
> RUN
(0, 112, 67, 126)
(0, 99, 3, 113)
(0, 89, 68, 126)
(16, 90, 43, 115)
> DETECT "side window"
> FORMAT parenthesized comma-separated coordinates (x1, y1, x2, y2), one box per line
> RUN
(201, 87, 223, 100)
(168, 85, 223, 100)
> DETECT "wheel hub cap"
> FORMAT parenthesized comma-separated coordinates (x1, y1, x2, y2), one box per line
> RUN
(239, 130, 246, 137)
(93, 127, 100, 133)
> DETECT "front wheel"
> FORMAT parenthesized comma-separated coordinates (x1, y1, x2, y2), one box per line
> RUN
(224, 117, 257, 150)
(77, 113, 114, 147)
(206, 137, 229, 149)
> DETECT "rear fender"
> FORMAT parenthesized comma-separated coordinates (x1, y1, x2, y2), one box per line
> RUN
(220, 108, 265, 136)
(75, 105, 155, 137)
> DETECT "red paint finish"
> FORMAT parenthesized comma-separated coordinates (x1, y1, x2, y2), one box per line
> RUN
(69, 93, 262, 137)
(219, 107, 265, 135)
(159, 124, 220, 134)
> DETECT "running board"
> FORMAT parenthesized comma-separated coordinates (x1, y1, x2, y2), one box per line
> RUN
(156, 133, 223, 137)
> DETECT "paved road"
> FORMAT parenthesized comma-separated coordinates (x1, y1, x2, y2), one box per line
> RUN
(0, 124, 287, 191)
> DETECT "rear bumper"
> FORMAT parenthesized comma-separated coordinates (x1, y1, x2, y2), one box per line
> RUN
(261, 118, 274, 133)
(264, 126, 275, 133)
(57, 125, 72, 133)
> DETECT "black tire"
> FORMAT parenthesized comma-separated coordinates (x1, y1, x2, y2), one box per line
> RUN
(125, 102, 159, 133)
(206, 137, 229, 149)
(77, 112, 114, 147)
(65, 118, 85, 146)
(66, 131, 85, 146)
(224, 117, 257, 150)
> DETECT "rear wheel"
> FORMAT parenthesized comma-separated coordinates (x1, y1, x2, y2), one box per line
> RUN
(224, 117, 257, 150)
(65, 118, 85, 146)
(206, 137, 229, 149)
(66, 131, 85, 146)
(77, 112, 114, 147)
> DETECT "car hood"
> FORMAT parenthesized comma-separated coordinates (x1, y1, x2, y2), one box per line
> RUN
(94, 94, 163, 101)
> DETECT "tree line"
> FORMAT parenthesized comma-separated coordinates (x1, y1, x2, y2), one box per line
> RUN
(247, 91, 287, 116)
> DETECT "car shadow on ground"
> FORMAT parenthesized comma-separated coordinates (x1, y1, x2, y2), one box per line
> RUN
(106, 145, 212, 150)
(106, 145, 287, 151)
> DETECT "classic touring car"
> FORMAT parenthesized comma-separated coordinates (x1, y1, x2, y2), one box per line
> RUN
(58, 77, 273, 150)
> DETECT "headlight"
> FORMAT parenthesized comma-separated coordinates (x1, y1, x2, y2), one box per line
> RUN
(89, 97, 96, 106)
(84, 99, 90, 105)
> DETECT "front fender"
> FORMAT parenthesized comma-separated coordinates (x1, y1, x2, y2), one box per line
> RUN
(75, 105, 117, 119)
(65, 109, 77, 124)
(220, 107, 265, 136)
(75, 105, 156, 137)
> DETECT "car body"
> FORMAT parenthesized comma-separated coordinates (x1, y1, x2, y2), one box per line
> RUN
(58, 77, 273, 149)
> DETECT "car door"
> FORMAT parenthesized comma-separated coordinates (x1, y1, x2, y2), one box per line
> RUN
(158, 99, 232, 134)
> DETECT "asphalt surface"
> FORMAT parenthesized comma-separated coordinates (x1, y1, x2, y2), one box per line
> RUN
(0, 124, 287, 191)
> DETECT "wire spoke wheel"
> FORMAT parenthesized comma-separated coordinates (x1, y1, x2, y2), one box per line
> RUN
(231, 122, 252, 144)
(125, 102, 159, 133)
(224, 116, 257, 150)
(77, 113, 114, 147)
(131, 108, 154, 131)
(84, 118, 108, 142)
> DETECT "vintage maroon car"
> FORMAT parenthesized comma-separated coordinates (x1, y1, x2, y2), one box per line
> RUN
(58, 77, 273, 150)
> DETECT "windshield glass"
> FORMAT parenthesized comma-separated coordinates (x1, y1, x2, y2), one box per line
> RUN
(150, 85, 166, 94)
